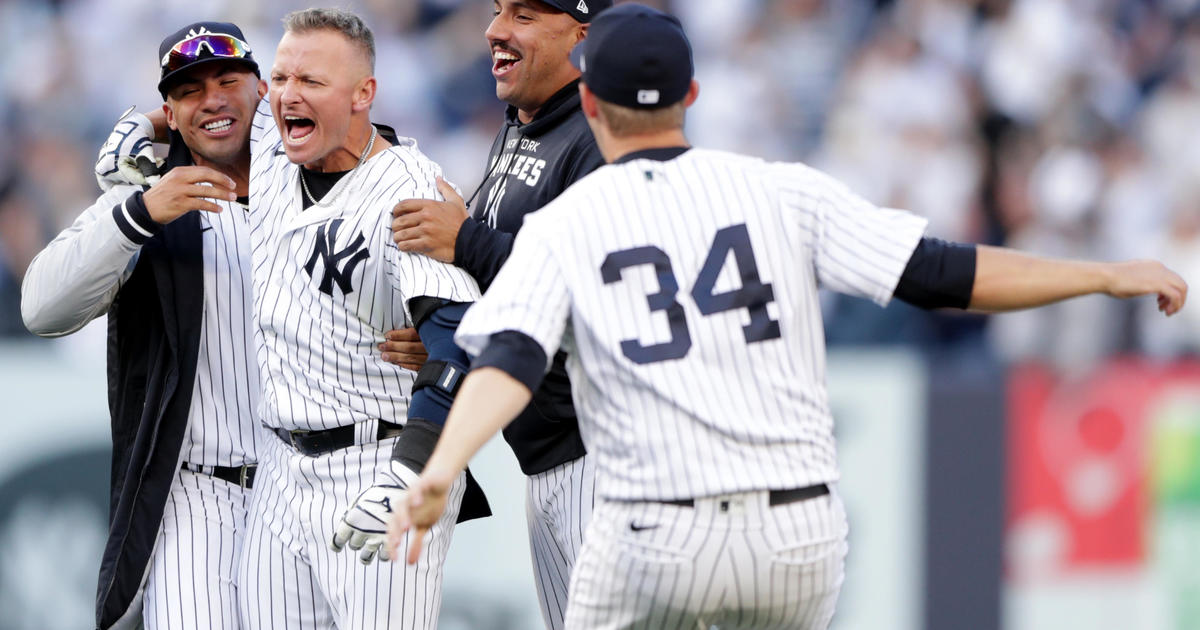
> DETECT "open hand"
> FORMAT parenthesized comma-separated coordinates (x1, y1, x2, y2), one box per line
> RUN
(392, 177, 468, 263)
(141, 166, 237, 225)
(386, 468, 456, 565)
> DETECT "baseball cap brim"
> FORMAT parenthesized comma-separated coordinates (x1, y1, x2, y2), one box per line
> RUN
(158, 57, 259, 98)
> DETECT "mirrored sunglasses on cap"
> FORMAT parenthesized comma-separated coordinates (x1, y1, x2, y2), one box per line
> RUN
(160, 33, 252, 72)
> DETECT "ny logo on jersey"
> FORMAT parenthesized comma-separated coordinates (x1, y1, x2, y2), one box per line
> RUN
(304, 218, 370, 296)
(481, 176, 508, 229)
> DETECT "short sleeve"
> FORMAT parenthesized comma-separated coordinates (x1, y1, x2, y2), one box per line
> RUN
(455, 217, 570, 366)
(380, 154, 481, 322)
(788, 165, 928, 306)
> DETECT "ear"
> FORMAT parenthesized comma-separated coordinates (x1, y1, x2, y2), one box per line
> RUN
(579, 83, 599, 120)
(163, 102, 178, 131)
(683, 80, 700, 108)
(352, 75, 377, 113)
(576, 22, 589, 44)
(257, 79, 268, 100)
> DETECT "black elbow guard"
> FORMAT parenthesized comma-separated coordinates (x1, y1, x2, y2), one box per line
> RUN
(893, 237, 976, 310)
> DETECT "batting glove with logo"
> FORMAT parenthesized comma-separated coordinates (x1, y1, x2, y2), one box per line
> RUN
(331, 459, 420, 564)
(94, 107, 164, 191)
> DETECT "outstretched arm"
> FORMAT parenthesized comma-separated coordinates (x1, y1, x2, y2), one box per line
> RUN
(968, 245, 1187, 315)
(387, 366, 533, 564)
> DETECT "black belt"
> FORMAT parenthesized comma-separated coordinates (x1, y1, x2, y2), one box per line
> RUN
(270, 420, 404, 457)
(660, 483, 829, 508)
(181, 462, 257, 489)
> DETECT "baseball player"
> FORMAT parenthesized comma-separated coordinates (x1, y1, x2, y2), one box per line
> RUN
(388, 4, 1189, 629)
(22, 22, 264, 630)
(236, 9, 488, 630)
(386, 2, 611, 626)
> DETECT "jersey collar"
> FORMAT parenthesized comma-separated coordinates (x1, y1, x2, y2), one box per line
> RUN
(613, 146, 690, 165)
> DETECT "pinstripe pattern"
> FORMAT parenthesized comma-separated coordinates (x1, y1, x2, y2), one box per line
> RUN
(457, 148, 927, 501)
(244, 102, 478, 627)
(143, 467, 253, 629)
(183, 199, 259, 467)
(237, 432, 467, 630)
(565, 490, 847, 629)
(248, 128, 480, 432)
(527, 455, 596, 630)
(454, 147, 923, 625)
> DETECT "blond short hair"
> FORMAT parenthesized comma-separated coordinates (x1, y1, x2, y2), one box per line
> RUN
(283, 8, 375, 72)
(594, 98, 687, 137)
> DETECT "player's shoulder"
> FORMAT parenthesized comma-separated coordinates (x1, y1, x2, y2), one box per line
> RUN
(698, 148, 851, 196)
(685, 147, 804, 177)
(379, 135, 434, 166)
(374, 136, 443, 184)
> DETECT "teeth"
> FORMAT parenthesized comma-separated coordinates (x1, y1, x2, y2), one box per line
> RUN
(203, 119, 232, 132)
(494, 51, 519, 62)
(285, 116, 303, 121)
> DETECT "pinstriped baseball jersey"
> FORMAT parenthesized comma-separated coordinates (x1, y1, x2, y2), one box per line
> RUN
(182, 198, 259, 466)
(456, 147, 927, 501)
(248, 112, 480, 431)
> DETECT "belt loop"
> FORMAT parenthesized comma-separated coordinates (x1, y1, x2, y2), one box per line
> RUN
(239, 465, 250, 488)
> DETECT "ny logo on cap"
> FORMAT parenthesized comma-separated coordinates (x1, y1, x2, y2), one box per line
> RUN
(577, 0, 588, 13)
(186, 26, 212, 38)
(637, 90, 661, 105)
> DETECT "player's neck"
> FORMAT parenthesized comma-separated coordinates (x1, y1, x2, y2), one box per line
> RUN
(599, 129, 690, 164)
(192, 153, 251, 197)
(305, 120, 391, 173)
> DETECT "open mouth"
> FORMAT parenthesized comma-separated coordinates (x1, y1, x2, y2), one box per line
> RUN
(492, 49, 522, 77)
(201, 118, 234, 135)
(284, 115, 316, 144)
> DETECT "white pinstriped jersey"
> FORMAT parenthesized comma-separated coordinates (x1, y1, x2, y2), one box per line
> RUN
(21, 183, 259, 468)
(249, 111, 480, 431)
(456, 148, 927, 501)
(183, 199, 259, 466)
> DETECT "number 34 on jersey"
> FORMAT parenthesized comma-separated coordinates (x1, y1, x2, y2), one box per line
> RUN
(601, 222, 781, 365)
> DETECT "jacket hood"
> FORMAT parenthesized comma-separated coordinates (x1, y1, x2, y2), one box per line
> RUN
(502, 79, 583, 138)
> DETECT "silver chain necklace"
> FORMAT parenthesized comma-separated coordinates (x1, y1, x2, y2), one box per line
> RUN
(299, 125, 379, 208)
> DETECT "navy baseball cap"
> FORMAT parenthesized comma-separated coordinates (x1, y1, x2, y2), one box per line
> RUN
(569, 3, 693, 109)
(157, 22, 259, 98)
(540, 0, 612, 23)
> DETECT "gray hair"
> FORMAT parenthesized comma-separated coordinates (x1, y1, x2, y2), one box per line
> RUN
(282, 8, 375, 72)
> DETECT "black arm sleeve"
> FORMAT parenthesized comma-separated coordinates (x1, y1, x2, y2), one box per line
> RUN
(402, 301, 471, 426)
(471, 330, 548, 394)
(453, 219, 516, 292)
(893, 237, 977, 310)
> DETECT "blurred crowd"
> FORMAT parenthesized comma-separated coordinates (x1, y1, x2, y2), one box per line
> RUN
(2, 0, 1199, 371)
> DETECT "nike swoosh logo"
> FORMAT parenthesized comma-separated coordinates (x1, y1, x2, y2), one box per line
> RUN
(629, 522, 659, 532)
(200, 226, 213, 232)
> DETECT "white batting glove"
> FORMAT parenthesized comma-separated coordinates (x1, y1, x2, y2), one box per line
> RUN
(331, 460, 420, 564)
(94, 107, 164, 191)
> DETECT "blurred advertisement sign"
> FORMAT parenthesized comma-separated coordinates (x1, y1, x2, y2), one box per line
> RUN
(1006, 360, 1200, 630)
(0, 339, 111, 630)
